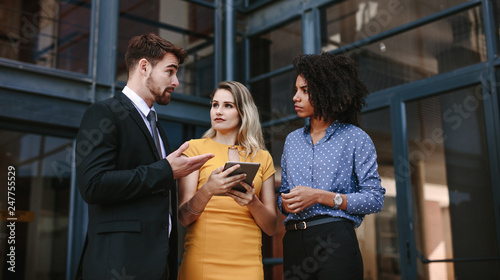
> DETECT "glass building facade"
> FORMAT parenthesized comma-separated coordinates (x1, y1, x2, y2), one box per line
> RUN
(0, 0, 499, 279)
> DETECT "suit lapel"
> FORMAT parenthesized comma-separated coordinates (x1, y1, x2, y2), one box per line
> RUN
(115, 92, 162, 160)
(157, 124, 172, 155)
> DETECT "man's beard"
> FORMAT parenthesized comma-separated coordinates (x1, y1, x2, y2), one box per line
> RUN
(155, 91, 171, 106)
(146, 76, 172, 105)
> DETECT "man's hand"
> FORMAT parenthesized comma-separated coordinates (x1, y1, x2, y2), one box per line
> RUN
(167, 142, 214, 179)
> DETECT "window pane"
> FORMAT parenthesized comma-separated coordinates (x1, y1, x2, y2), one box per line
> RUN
(0, 130, 73, 280)
(321, 0, 470, 52)
(494, 0, 500, 55)
(360, 108, 400, 280)
(249, 19, 302, 77)
(250, 70, 296, 123)
(0, 0, 91, 73)
(116, 0, 215, 97)
(263, 118, 304, 164)
(246, 0, 267, 7)
(406, 86, 499, 279)
(343, 7, 486, 93)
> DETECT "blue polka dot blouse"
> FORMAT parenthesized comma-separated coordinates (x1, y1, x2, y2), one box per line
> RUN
(277, 120, 386, 228)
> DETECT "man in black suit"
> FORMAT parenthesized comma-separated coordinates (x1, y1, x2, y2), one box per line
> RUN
(75, 33, 214, 280)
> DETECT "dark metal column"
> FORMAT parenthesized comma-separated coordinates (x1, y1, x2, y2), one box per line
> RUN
(302, 7, 321, 54)
(225, 0, 235, 81)
(92, 0, 120, 101)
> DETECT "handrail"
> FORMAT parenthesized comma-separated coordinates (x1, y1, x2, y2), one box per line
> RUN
(263, 257, 283, 266)
(416, 250, 499, 264)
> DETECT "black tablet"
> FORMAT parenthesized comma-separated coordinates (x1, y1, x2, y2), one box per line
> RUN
(223, 161, 261, 193)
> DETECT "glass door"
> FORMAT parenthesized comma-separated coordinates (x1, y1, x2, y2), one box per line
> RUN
(0, 130, 73, 280)
(360, 108, 401, 280)
(405, 85, 500, 279)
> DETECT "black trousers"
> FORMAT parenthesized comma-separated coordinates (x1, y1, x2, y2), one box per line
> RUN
(283, 219, 363, 280)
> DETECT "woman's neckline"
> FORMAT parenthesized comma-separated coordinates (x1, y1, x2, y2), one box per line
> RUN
(209, 137, 239, 149)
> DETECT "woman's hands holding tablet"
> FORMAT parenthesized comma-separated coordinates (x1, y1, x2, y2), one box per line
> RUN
(204, 164, 246, 196)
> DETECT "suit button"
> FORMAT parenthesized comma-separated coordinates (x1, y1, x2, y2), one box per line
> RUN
(162, 223, 169, 229)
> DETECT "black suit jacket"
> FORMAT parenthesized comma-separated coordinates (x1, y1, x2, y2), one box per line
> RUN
(75, 92, 178, 280)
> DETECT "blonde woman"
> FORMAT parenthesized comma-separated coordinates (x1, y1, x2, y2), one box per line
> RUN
(177, 81, 277, 280)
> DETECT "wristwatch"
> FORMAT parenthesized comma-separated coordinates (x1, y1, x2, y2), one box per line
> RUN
(333, 193, 343, 209)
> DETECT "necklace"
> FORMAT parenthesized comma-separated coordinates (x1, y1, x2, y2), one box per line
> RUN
(229, 145, 238, 150)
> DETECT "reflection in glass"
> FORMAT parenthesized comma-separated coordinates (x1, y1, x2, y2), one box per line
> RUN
(249, 19, 302, 77)
(0, 1, 91, 73)
(494, 0, 500, 55)
(406, 86, 499, 279)
(361, 108, 400, 280)
(0, 130, 72, 280)
(321, 0, 469, 52)
(324, 5, 485, 93)
(250, 70, 297, 123)
(263, 118, 304, 164)
(116, 0, 215, 97)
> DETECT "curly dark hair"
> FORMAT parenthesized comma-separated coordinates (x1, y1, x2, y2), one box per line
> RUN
(292, 52, 368, 126)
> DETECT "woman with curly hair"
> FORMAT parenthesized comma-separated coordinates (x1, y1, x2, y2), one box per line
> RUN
(278, 53, 386, 279)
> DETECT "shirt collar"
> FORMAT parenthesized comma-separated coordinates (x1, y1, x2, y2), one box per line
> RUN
(122, 86, 156, 119)
(302, 120, 341, 139)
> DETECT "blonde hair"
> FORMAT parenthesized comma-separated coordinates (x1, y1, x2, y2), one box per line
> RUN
(203, 81, 266, 159)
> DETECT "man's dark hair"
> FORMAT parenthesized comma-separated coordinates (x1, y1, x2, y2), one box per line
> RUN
(293, 52, 368, 126)
(125, 33, 188, 73)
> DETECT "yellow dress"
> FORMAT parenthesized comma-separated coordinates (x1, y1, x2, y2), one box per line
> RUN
(178, 138, 275, 280)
